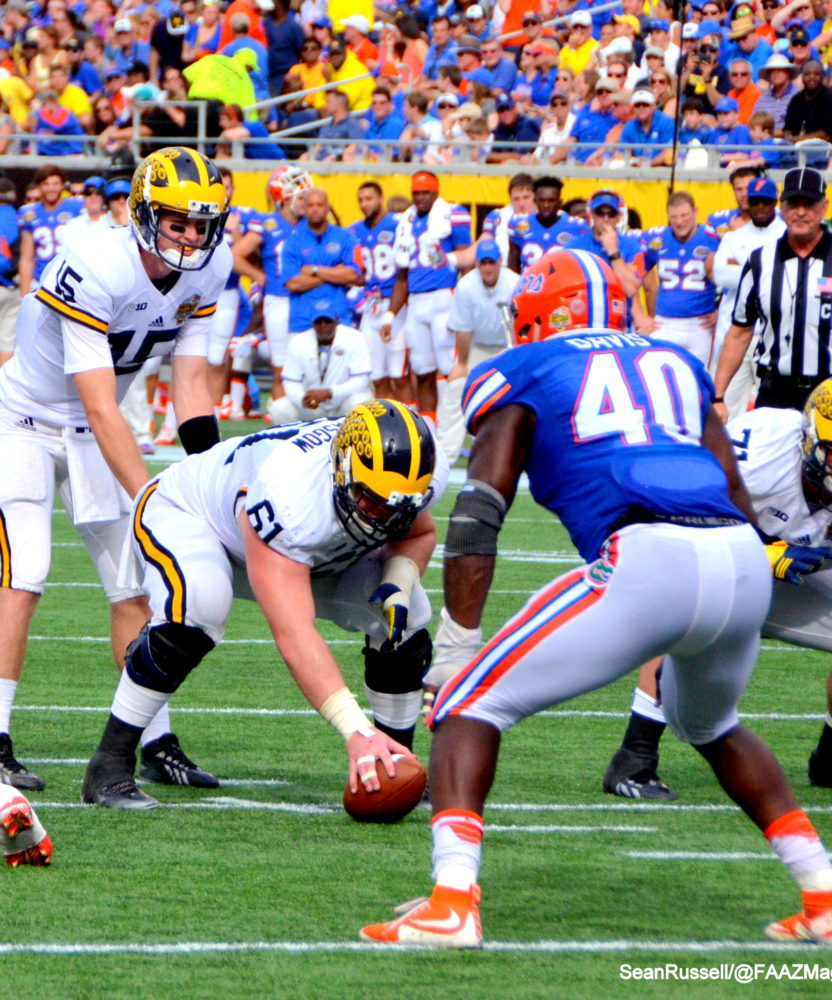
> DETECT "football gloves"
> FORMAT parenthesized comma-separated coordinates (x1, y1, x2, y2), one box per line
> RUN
(369, 556, 421, 653)
(766, 540, 832, 585)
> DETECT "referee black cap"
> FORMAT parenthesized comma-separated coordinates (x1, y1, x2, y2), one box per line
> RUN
(782, 167, 827, 204)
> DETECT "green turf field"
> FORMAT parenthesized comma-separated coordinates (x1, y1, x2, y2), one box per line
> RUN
(5, 419, 832, 999)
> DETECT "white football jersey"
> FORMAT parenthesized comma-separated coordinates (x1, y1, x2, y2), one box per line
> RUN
(727, 407, 832, 545)
(155, 419, 449, 575)
(0, 226, 231, 426)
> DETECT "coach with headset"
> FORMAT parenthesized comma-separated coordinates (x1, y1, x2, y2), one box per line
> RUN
(714, 166, 832, 415)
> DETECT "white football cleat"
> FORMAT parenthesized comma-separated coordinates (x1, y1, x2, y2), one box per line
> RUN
(0, 783, 52, 866)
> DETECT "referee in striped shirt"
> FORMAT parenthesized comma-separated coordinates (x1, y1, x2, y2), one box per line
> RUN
(714, 167, 832, 416)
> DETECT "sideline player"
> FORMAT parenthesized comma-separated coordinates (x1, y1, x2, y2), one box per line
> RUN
(17, 164, 81, 297)
(383, 172, 473, 432)
(641, 191, 719, 365)
(480, 173, 535, 261)
(360, 249, 832, 948)
(606, 383, 832, 797)
(506, 175, 586, 274)
(232, 165, 312, 408)
(349, 182, 409, 402)
(205, 166, 259, 413)
(0, 146, 230, 790)
(82, 400, 448, 809)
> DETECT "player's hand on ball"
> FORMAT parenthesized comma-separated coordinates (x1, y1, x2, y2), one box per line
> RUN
(346, 728, 413, 795)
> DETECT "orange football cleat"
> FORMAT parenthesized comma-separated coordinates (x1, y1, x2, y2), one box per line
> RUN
(0, 786, 52, 867)
(360, 884, 482, 948)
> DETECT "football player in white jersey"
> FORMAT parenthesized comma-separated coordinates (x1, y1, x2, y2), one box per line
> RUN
(82, 400, 449, 809)
(0, 146, 231, 792)
(605, 380, 832, 799)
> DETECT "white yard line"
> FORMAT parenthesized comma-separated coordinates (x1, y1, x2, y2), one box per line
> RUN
(0, 939, 822, 955)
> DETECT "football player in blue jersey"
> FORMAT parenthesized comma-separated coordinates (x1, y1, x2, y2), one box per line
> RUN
(642, 191, 719, 365)
(507, 175, 587, 274)
(232, 165, 312, 410)
(480, 173, 535, 262)
(17, 163, 81, 297)
(349, 182, 409, 402)
(204, 166, 260, 416)
(707, 164, 763, 238)
(360, 248, 832, 949)
(382, 171, 474, 432)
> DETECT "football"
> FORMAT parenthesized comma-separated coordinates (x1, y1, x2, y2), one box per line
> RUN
(343, 754, 427, 823)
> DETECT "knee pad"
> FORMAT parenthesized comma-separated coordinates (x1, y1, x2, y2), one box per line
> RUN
(363, 628, 433, 694)
(125, 622, 215, 694)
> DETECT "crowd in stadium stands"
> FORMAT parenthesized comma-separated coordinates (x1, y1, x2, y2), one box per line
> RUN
(1, 0, 832, 162)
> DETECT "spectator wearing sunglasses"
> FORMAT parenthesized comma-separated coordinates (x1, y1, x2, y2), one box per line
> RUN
(533, 92, 576, 162)
(725, 5, 774, 81)
(618, 87, 675, 166)
(756, 0, 784, 44)
(787, 26, 822, 70)
(727, 58, 762, 122)
(770, 0, 823, 40)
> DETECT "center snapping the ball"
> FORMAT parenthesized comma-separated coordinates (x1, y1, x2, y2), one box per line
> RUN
(343, 754, 427, 823)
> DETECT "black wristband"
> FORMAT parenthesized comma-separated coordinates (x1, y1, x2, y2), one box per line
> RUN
(713, 396, 724, 403)
(608, 251, 622, 261)
(178, 414, 220, 455)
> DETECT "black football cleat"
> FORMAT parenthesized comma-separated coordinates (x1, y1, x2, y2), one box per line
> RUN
(0, 734, 44, 792)
(603, 746, 678, 801)
(808, 749, 832, 788)
(140, 733, 219, 788)
(82, 750, 159, 810)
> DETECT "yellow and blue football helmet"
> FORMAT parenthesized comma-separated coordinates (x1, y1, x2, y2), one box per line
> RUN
(332, 400, 436, 544)
(802, 379, 832, 511)
(129, 146, 228, 271)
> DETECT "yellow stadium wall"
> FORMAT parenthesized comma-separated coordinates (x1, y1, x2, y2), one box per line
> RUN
(231, 172, 744, 232)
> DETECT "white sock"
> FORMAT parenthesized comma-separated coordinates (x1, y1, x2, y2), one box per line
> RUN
(230, 378, 246, 410)
(0, 679, 17, 734)
(111, 672, 170, 731)
(163, 399, 177, 431)
(431, 810, 483, 889)
(140, 703, 172, 747)
(632, 686, 667, 725)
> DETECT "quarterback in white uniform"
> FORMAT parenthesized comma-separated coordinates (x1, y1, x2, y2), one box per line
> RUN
(82, 400, 449, 809)
(606, 380, 832, 797)
(0, 146, 230, 792)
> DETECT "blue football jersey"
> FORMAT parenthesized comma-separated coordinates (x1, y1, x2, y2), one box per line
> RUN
(643, 224, 719, 317)
(481, 207, 501, 241)
(18, 198, 83, 282)
(508, 212, 588, 272)
(349, 212, 399, 298)
(707, 207, 741, 238)
(248, 210, 296, 297)
(462, 334, 745, 560)
(223, 205, 258, 291)
(405, 205, 471, 294)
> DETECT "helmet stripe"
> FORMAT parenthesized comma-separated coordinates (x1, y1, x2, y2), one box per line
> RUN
(386, 399, 421, 481)
(571, 249, 609, 329)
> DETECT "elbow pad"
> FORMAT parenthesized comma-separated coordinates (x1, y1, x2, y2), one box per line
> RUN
(444, 480, 507, 558)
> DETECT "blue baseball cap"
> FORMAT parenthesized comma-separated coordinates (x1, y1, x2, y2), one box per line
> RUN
(312, 298, 337, 321)
(105, 177, 131, 200)
(83, 175, 107, 192)
(747, 177, 778, 200)
(715, 96, 740, 113)
(649, 17, 670, 31)
(697, 18, 722, 37)
(476, 239, 501, 262)
(590, 191, 622, 213)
